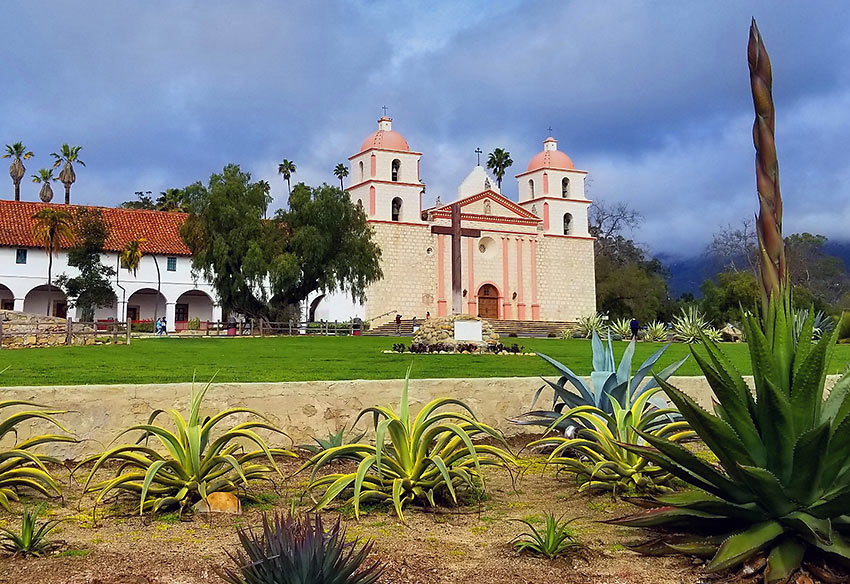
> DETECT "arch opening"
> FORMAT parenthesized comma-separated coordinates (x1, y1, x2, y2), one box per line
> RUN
(477, 284, 499, 319)
(391, 159, 401, 182)
(23, 284, 68, 318)
(563, 212, 573, 235)
(528, 179, 535, 197)
(562, 177, 570, 198)
(126, 288, 167, 323)
(174, 289, 214, 330)
(391, 197, 403, 222)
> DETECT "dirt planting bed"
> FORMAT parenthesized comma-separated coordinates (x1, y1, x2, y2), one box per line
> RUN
(0, 448, 702, 584)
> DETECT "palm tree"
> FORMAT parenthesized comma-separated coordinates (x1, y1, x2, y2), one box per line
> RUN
(486, 148, 513, 190)
(155, 188, 186, 212)
(31, 208, 74, 316)
(278, 159, 296, 195)
(31, 169, 56, 203)
(333, 163, 349, 190)
(120, 238, 145, 277)
(2, 142, 34, 201)
(51, 144, 85, 205)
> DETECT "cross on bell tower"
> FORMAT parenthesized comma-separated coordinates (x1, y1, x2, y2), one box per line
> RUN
(475, 147, 482, 166)
(382, 105, 389, 116)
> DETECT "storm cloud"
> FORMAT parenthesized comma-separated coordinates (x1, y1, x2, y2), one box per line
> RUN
(1, 1, 848, 257)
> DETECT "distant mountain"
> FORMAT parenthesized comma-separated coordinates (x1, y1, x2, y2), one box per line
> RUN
(657, 238, 850, 298)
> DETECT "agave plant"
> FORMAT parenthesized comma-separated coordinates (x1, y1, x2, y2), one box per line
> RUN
(0, 506, 64, 557)
(794, 308, 834, 342)
(572, 313, 607, 339)
(220, 512, 384, 584)
(673, 306, 722, 344)
(513, 331, 687, 434)
(529, 387, 693, 493)
(612, 21, 850, 582)
(299, 369, 514, 520)
(610, 317, 633, 340)
(644, 320, 669, 343)
(81, 379, 295, 515)
(297, 426, 366, 457)
(511, 513, 584, 559)
(0, 393, 75, 510)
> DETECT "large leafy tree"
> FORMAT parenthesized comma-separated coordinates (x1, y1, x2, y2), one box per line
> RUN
(486, 148, 512, 189)
(278, 158, 296, 195)
(31, 208, 75, 316)
(180, 164, 382, 320)
(56, 209, 117, 322)
(589, 200, 670, 322)
(2, 142, 33, 201)
(699, 270, 761, 326)
(51, 144, 85, 205)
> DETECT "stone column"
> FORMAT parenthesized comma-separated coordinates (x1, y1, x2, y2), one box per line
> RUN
(530, 238, 540, 321)
(13, 298, 24, 311)
(466, 237, 476, 315)
(212, 304, 223, 322)
(501, 236, 512, 319)
(437, 234, 447, 316)
(516, 237, 525, 320)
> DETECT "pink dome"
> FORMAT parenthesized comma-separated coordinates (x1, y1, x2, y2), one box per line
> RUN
(526, 137, 574, 171)
(360, 117, 410, 152)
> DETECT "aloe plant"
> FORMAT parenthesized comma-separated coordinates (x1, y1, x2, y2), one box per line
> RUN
(513, 331, 687, 433)
(644, 320, 669, 343)
(220, 512, 384, 584)
(612, 21, 850, 582)
(297, 426, 366, 457)
(611, 317, 633, 340)
(299, 368, 514, 520)
(572, 313, 607, 339)
(81, 378, 295, 515)
(672, 306, 722, 344)
(0, 506, 63, 557)
(511, 513, 584, 559)
(0, 389, 75, 509)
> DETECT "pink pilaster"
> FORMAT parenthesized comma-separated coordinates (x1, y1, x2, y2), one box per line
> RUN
(370, 153, 376, 178)
(543, 172, 549, 195)
(437, 234, 447, 316)
(467, 237, 476, 315)
(369, 186, 376, 216)
(530, 238, 540, 321)
(543, 202, 550, 231)
(501, 236, 512, 319)
(516, 237, 526, 320)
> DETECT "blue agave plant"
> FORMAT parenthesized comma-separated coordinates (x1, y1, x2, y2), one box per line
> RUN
(514, 331, 688, 434)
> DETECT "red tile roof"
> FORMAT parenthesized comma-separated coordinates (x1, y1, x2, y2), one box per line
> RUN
(0, 200, 192, 256)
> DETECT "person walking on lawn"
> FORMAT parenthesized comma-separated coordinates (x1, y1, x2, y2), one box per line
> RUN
(630, 317, 639, 340)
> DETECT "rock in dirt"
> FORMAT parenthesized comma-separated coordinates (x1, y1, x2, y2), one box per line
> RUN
(192, 492, 241, 514)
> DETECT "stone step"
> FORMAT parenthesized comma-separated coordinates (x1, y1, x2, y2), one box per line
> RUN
(365, 318, 576, 338)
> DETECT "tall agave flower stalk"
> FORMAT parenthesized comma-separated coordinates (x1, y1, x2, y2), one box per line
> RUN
(610, 21, 850, 582)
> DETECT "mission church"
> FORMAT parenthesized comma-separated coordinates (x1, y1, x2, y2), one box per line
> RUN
(310, 116, 596, 326)
(0, 116, 596, 330)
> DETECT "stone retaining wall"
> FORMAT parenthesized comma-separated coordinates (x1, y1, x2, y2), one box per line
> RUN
(0, 310, 97, 348)
(0, 375, 841, 460)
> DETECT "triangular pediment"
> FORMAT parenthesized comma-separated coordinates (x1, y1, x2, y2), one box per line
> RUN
(430, 190, 540, 224)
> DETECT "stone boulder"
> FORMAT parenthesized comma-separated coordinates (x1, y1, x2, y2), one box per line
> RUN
(411, 315, 500, 352)
(720, 323, 743, 343)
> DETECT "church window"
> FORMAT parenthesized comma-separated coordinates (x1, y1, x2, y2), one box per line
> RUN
(16, 249, 27, 264)
(359, 161, 364, 182)
(391, 197, 403, 221)
(563, 213, 573, 235)
(356, 199, 363, 209)
(562, 177, 570, 198)
(167, 257, 177, 271)
(528, 179, 535, 197)
(391, 159, 401, 182)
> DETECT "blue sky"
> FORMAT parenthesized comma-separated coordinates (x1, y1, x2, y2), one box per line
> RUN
(1, 1, 849, 257)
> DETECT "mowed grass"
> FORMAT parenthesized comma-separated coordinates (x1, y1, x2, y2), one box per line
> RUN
(1, 335, 849, 387)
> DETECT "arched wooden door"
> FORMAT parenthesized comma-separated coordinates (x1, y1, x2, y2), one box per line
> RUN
(477, 284, 499, 319)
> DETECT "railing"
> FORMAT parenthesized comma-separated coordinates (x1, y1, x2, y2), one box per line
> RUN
(0, 317, 131, 348)
(171, 320, 362, 337)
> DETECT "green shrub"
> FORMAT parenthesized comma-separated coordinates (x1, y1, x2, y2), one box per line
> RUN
(131, 321, 154, 333)
(187, 317, 201, 331)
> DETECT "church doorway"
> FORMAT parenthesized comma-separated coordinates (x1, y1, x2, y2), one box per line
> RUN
(477, 284, 499, 319)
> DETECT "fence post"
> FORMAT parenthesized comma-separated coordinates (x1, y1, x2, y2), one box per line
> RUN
(0, 318, 3, 348)
(112, 320, 118, 344)
(126, 315, 132, 345)
(66, 317, 73, 345)
(259, 319, 264, 337)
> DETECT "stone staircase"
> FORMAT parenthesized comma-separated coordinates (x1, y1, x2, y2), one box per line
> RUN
(365, 318, 575, 338)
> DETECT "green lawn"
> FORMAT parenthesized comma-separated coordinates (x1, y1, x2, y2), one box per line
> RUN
(1, 335, 849, 387)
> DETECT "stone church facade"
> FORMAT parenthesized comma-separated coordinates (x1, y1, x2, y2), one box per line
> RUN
(314, 117, 596, 325)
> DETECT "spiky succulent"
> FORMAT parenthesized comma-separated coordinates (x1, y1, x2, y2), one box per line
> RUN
(299, 368, 514, 520)
(0, 506, 63, 557)
(297, 427, 366, 457)
(220, 512, 384, 584)
(611, 317, 633, 340)
(673, 306, 722, 344)
(611, 21, 850, 582)
(644, 320, 669, 343)
(513, 331, 687, 434)
(572, 313, 607, 339)
(511, 513, 584, 559)
(81, 378, 295, 515)
(0, 390, 75, 509)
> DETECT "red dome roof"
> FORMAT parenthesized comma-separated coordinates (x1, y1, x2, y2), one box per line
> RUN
(526, 137, 574, 172)
(360, 117, 410, 152)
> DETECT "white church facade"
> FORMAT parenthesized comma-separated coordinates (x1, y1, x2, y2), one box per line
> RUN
(0, 116, 595, 330)
(312, 117, 596, 325)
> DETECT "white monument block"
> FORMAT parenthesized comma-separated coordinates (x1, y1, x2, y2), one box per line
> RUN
(454, 319, 483, 342)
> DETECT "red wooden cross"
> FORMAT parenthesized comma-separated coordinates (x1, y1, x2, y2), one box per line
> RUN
(431, 203, 481, 314)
